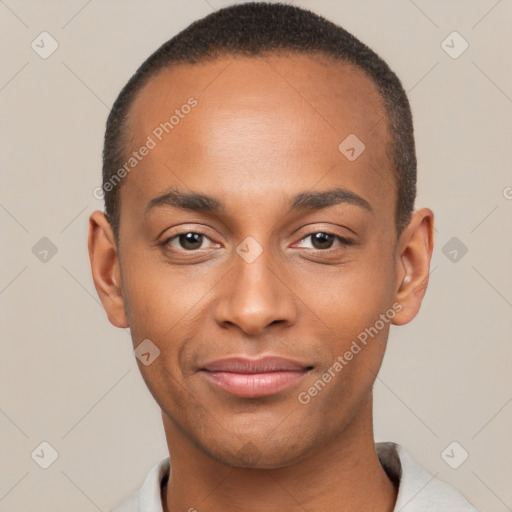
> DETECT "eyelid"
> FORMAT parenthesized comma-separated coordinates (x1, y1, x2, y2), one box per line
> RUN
(291, 230, 356, 249)
(162, 228, 217, 248)
(292, 221, 356, 239)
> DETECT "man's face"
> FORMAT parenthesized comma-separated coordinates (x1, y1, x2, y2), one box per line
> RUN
(116, 54, 400, 468)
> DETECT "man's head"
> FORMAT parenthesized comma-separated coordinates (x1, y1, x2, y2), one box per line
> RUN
(88, 2, 433, 470)
(102, 2, 417, 245)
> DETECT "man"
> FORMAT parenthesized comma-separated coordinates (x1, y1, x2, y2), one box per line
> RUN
(88, 3, 480, 511)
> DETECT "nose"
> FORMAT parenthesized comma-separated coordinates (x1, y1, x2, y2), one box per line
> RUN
(213, 243, 298, 336)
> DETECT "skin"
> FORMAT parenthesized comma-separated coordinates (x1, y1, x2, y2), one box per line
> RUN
(88, 53, 434, 512)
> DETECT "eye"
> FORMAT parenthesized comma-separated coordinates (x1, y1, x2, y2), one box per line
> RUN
(295, 231, 354, 250)
(160, 229, 354, 255)
(164, 231, 214, 251)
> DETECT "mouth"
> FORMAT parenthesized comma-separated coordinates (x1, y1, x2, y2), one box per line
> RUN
(199, 356, 313, 398)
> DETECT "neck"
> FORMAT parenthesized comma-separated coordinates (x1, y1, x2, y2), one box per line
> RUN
(161, 395, 397, 512)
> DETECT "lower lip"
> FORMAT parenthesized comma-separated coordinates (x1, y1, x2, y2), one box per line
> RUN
(201, 370, 308, 398)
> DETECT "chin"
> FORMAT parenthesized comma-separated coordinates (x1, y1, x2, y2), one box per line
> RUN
(204, 434, 310, 470)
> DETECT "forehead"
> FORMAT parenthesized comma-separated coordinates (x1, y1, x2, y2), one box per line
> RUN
(129, 52, 389, 144)
(121, 53, 394, 223)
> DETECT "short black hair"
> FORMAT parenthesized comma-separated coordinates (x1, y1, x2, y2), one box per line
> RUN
(102, 1, 416, 244)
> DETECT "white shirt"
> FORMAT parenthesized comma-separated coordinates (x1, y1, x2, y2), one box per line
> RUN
(108, 442, 480, 512)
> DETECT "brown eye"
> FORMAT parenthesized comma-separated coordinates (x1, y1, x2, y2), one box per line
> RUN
(161, 228, 219, 255)
(310, 232, 336, 250)
(177, 232, 204, 250)
(294, 230, 355, 251)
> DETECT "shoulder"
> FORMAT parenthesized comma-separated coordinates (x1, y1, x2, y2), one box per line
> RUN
(107, 493, 139, 512)
(377, 442, 482, 512)
(106, 456, 170, 512)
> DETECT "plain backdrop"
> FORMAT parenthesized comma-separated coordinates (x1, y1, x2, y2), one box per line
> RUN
(1, 1, 511, 511)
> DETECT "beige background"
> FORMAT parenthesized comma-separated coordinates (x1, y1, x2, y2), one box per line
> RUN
(1, 0, 511, 511)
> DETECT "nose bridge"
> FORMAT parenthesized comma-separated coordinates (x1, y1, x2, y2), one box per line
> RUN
(213, 236, 296, 334)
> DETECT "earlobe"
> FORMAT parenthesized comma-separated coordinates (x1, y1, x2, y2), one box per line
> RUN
(87, 210, 129, 328)
(392, 208, 434, 326)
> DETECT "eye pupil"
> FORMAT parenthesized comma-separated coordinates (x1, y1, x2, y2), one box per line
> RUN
(179, 232, 203, 250)
(173, 232, 340, 252)
(312, 232, 334, 249)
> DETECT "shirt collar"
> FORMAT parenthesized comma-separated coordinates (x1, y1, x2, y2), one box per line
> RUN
(133, 442, 478, 512)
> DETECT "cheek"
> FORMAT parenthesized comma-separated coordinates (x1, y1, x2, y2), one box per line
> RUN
(301, 255, 395, 340)
(120, 260, 210, 410)
(296, 248, 396, 405)
(120, 253, 216, 343)
(298, 280, 393, 421)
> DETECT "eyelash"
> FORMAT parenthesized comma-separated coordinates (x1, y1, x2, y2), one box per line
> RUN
(160, 229, 355, 253)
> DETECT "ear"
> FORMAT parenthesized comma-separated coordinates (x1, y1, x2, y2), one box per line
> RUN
(87, 210, 129, 328)
(391, 208, 435, 326)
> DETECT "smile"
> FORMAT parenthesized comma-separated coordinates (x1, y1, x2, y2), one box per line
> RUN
(200, 357, 312, 398)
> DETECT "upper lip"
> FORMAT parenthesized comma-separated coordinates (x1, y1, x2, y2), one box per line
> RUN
(201, 357, 311, 374)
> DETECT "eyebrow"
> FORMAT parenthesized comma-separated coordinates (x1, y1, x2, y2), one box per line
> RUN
(289, 187, 372, 213)
(144, 186, 372, 216)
